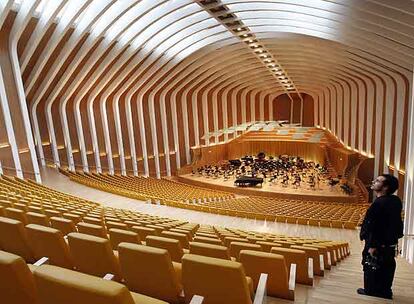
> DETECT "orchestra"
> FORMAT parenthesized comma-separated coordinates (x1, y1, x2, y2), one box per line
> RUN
(194, 153, 335, 191)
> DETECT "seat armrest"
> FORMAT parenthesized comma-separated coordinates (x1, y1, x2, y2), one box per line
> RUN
(189, 295, 204, 304)
(289, 263, 296, 291)
(103, 273, 115, 281)
(253, 273, 268, 304)
(319, 254, 324, 271)
(34, 257, 49, 266)
(308, 258, 314, 279)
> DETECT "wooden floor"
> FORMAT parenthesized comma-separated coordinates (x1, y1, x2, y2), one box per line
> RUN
(41, 167, 414, 304)
(177, 173, 358, 203)
(181, 173, 348, 197)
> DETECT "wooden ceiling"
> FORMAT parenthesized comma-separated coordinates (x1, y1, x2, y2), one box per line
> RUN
(0, 0, 413, 184)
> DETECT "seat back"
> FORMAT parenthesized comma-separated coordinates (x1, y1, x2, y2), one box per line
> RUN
(182, 254, 252, 304)
(77, 222, 107, 238)
(0, 216, 34, 262)
(50, 217, 77, 236)
(239, 250, 293, 300)
(33, 265, 135, 304)
(189, 242, 231, 260)
(131, 226, 157, 240)
(26, 212, 50, 227)
(5, 207, 28, 224)
(0, 250, 38, 304)
(270, 247, 312, 285)
(146, 236, 184, 262)
(291, 245, 323, 276)
(109, 228, 141, 249)
(193, 236, 222, 246)
(161, 231, 190, 249)
(118, 243, 182, 304)
(223, 236, 249, 247)
(67, 232, 121, 280)
(26, 224, 73, 269)
(229, 242, 262, 260)
(106, 221, 128, 231)
(256, 241, 282, 252)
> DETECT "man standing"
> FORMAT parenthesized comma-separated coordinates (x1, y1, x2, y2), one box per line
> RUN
(358, 174, 404, 299)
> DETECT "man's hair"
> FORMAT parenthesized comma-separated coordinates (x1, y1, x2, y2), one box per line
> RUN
(380, 174, 399, 194)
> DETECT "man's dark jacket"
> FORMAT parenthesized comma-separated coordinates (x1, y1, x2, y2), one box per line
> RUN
(360, 194, 404, 248)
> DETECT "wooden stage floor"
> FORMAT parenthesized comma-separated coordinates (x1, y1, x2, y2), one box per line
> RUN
(177, 174, 358, 203)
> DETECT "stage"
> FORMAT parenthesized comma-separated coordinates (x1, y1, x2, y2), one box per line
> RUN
(176, 174, 358, 204)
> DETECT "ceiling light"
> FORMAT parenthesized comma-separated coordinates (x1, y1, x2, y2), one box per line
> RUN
(242, 34, 248, 37)
(236, 27, 243, 31)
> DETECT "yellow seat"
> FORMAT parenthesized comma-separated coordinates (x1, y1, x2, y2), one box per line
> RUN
(0, 250, 38, 304)
(77, 222, 108, 238)
(0, 200, 13, 209)
(106, 221, 129, 231)
(256, 241, 282, 252)
(44, 209, 62, 218)
(169, 228, 193, 239)
(303, 244, 331, 270)
(195, 232, 218, 239)
(50, 217, 77, 236)
(271, 247, 313, 286)
(273, 240, 296, 248)
(4, 207, 28, 224)
(193, 236, 222, 246)
(291, 245, 324, 276)
(161, 231, 190, 249)
(67, 232, 122, 280)
(146, 236, 186, 263)
(26, 212, 50, 227)
(189, 242, 231, 260)
(239, 250, 295, 300)
(223, 236, 249, 247)
(131, 226, 157, 240)
(33, 264, 168, 304)
(62, 213, 82, 224)
(229, 242, 262, 260)
(83, 216, 104, 225)
(0, 216, 34, 262)
(182, 254, 253, 304)
(26, 224, 74, 269)
(118, 243, 183, 304)
(109, 228, 142, 249)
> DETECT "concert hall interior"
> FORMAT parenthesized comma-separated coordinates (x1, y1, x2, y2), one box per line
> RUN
(0, 1, 414, 304)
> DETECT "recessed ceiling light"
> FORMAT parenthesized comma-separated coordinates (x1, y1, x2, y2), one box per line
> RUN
(236, 27, 243, 31)
(242, 34, 248, 37)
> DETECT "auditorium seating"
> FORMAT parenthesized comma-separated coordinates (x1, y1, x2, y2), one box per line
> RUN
(0, 174, 352, 303)
(239, 250, 295, 300)
(0, 250, 38, 304)
(118, 243, 183, 304)
(182, 254, 255, 304)
(63, 170, 235, 204)
(63, 170, 368, 229)
(34, 264, 168, 304)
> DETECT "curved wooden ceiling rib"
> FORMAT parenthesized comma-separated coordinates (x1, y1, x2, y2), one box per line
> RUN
(0, 0, 411, 180)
